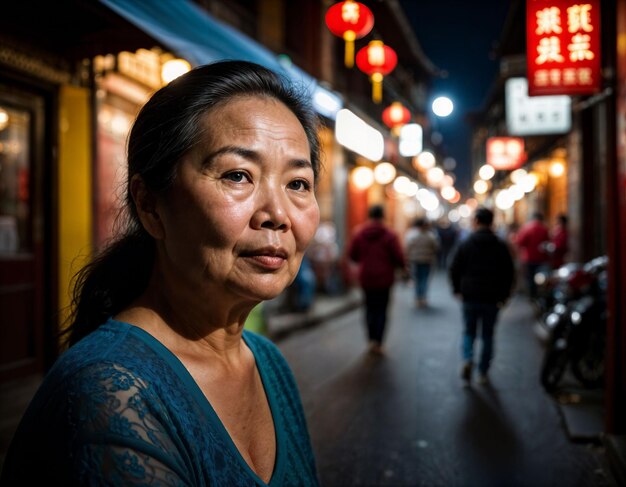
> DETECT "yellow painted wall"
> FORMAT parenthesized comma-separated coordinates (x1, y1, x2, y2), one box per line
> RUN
(58, 86, 93, 325)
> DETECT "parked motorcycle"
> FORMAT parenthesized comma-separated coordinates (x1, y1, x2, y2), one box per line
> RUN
(533, 262, 582, 317)
(539, 255, 608, 392)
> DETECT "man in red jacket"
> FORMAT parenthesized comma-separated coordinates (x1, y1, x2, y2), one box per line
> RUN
(348, 205, 406, 355)
(515, 212, 549, 298)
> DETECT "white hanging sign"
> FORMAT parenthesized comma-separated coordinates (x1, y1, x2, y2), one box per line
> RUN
(505, 77, 572, 136)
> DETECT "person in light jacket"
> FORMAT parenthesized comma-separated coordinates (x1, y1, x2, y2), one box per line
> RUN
(405, 217, 440, 307)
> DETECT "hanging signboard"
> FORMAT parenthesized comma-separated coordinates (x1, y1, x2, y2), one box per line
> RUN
(506, 77, 572, 135)
(336, 109, 384, 161)
(526, 0, 601, 96)
(486, 137, 527, 170)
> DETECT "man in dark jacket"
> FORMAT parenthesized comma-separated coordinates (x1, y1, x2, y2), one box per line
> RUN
(348, 204, 406, 355)
(449, 207, 515, 384)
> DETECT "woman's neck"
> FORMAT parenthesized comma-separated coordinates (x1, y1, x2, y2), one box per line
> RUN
(115, 269, 258, 362)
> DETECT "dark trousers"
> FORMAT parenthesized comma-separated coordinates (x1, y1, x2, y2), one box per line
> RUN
(363, 287, 391, 344)
(462, 301, 500, 374)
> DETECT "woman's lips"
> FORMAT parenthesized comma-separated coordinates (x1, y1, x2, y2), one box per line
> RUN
(245, 254, 286, 269)
(240, 248, 288, 270)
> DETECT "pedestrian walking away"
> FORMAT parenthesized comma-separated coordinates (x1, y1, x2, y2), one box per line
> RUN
(449, 207, 515, 385)
(348, 204, 406, 355)
(1, 61, 320, 486)
(405, 217, 439, 307)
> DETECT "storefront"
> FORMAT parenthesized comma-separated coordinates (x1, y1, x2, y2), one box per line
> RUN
(0, 76, 53, 381)
(92, 49, 181, 248)
(0, 0, 177, 381)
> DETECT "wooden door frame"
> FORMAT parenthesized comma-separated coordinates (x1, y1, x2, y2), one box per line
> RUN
(0, 71, 58, 382)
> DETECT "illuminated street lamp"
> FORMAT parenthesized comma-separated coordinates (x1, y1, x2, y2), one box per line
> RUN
(432, 96, 454, 117)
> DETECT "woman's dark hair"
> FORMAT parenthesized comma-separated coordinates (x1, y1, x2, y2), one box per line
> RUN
(63, 60, 321, 346)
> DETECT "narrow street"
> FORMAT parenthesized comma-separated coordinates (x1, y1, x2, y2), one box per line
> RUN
(278, 271, 614, 486)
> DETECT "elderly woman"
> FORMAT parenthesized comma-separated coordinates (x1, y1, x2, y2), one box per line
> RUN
(2, 61, 320, 485)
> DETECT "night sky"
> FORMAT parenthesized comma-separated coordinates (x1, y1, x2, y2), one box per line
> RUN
(398, 0, 512, 194)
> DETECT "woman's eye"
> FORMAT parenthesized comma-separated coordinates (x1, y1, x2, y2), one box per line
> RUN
(224, 171, 249, 183)
(288, 179, 312, 191)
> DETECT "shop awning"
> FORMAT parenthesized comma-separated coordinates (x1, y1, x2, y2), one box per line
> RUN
(99, 0, 317, 95)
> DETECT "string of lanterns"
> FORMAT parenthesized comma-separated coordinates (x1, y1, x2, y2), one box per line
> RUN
(325, 1, 398, 106)
(327, 1, 460, 216)
(325, 0, 469, 225)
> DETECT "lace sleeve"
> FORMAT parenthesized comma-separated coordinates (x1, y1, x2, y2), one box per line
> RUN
(66, 362, 191, 486)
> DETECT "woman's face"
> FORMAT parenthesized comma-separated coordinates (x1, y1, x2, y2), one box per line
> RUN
(154, 96, 320, 304)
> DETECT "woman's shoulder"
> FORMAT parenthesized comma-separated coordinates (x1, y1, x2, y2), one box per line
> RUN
(13, 322, 166, 428)
(44, 320, 180, 400)
(31, 321, 193, 437)
(55, 320, 147, 370)
(5, 321, 197, 485)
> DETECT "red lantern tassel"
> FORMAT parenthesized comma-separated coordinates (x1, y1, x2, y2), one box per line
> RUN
(371, 73, 383, 103)
(343, 31, 356, 68)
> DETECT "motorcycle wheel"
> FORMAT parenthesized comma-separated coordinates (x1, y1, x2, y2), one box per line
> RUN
(540, 343, 569, 392)
(571, 328, 605, 388)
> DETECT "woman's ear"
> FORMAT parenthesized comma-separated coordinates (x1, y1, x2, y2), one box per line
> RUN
(130, 174, 165, 239)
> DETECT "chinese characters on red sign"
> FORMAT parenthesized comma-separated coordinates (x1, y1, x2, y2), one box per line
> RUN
(526, 0, 601, 96)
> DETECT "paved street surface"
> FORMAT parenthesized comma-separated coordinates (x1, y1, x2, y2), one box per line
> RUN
(278, 271, 615, 487)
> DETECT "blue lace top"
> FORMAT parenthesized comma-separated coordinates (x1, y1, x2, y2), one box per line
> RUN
(1, 319, 319, 486)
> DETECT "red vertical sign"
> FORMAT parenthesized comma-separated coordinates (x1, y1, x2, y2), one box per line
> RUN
(526, 0, 601, 96)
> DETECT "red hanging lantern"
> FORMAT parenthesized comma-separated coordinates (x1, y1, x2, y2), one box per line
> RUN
(356, 40, 397, 103)
(382, 102, 411, 134)
(325, 1, 374, 68)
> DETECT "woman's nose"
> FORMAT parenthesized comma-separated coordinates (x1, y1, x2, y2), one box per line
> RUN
(253, 188, 291, 231)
